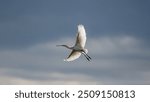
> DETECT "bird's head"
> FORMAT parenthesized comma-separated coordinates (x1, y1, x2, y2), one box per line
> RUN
(56, 45, 72, 49)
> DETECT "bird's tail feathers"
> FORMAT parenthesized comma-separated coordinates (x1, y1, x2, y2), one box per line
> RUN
(84, 49, 88, 54)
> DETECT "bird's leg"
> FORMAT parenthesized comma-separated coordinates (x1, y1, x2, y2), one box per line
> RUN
(83, 53, 90, 61)
(85, 53, 92, 60)
(82, 50, 92, 60)
(82, 52, 90, 61)
(82, 51, 91, 60)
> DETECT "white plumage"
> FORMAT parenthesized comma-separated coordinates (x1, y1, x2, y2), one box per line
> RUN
(57, 24, 91, 61)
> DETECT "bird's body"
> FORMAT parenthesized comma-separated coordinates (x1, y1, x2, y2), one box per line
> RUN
(57, 24, 91, 61)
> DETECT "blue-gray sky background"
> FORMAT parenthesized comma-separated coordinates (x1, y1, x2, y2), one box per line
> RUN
(0, 0, 150, 84)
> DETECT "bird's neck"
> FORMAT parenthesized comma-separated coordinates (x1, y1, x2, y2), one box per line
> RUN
(64, 45, 73, 49)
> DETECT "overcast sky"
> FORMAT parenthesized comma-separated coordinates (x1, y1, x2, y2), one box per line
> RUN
(0, 0, 150, 84)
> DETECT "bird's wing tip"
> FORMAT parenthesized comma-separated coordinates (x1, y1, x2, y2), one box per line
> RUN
(78, 24, 84, 28)
(64, 59, 73, 62)
(63, 59, 68, 62)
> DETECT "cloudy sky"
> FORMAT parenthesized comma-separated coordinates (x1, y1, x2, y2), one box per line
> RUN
(0, 0, 150, 84)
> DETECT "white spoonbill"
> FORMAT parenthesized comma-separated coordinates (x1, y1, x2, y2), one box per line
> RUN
(57, 24, 91, 61)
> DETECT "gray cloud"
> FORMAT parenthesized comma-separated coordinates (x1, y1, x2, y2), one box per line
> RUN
(0, 0, 150, 84)
(0, 36, 149, 84)
(0, 0, 150, 50)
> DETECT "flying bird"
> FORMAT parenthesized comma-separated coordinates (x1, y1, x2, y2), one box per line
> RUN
(57, 24, 91, 61)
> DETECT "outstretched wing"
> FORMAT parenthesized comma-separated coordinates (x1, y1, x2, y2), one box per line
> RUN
(75, 24, 86, 48)
(64, 50, 81, 61)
